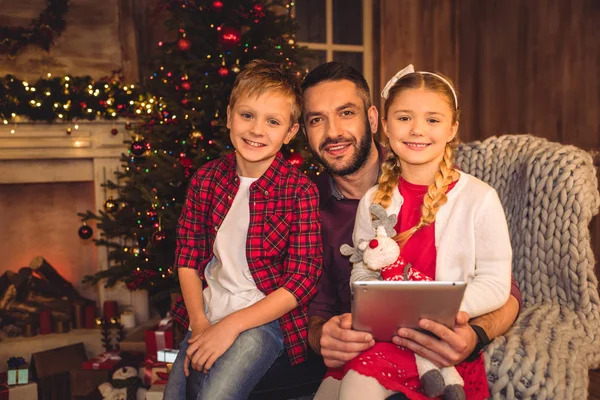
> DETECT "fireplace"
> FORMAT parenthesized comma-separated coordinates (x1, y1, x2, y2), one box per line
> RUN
(0, 121, 149, 324)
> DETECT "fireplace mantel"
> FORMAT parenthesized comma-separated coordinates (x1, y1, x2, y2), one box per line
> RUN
(0, 121, 150, 324)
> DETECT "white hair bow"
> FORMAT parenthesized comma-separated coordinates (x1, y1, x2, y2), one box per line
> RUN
(381, 64, 458, 108)
(380, 64, 415, 99)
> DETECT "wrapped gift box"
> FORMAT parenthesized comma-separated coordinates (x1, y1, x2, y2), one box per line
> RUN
(6, 358, 29, 385)
(157, 349, 179, 363)
(81, 352, 121, 371)
(140, 357, 168, 386)
(144, 317, 173, 358)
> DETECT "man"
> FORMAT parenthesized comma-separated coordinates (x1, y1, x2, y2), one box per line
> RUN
(301, 62, 521, 376)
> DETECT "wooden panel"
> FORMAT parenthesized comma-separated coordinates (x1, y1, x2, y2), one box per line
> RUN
(380, 0, 600, 277)
(457, 0, 600, 147)
(379, 0, 459, 113)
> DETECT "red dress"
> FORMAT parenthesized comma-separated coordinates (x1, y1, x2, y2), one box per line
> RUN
(325, 178, 490, 399)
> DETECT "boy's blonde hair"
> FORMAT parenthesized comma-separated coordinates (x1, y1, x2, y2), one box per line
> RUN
(375, 72, 460, 247)
(229, 59, 302, 124)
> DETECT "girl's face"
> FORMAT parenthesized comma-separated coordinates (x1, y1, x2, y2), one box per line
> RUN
(382, 88, 458, 184)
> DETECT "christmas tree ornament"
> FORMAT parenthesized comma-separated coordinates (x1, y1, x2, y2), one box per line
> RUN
(111, 128, 118, 135)
(212, 0, 224, 10)
(177, 38, 191, 51)
(152, 230, 167, 245)
(181, 81, 192, 91)
(218, 67, 229, 77)
(287, 152, 304, 166)
(125, 122, 133, 130)
(146, 209, 158, 221)
(104, 197, 119, 213)
(231, 65, 241, 74)
(78, 223, 93, 239)
(190, 130, 203, 140)
(220, 27, 241, 47)
(130, 139, 148, 157)
(66, 127, 72, 135)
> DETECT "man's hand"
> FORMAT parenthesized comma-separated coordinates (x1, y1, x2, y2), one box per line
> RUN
(185, 318, 240, 375)
(319, 313, 375, 368)
(392, 311, 476, 367)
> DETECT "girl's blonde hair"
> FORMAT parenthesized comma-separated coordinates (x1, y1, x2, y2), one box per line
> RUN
(373, 72, 460, 246)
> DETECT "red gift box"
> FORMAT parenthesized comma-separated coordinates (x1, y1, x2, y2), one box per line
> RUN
(141, 356, 168, 386)
(82, 352, 122, 370)
(153, 371, 169, 385)
(144, 316, 173, 358)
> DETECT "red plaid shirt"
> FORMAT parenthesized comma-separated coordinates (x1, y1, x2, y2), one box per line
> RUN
(172, 152, 322, 365)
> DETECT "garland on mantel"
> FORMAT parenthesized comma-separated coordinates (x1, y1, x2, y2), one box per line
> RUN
(0, 73, 155, 124)
(0, 0, 70, 57)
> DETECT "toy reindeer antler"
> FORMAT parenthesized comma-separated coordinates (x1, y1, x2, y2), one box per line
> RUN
(340, 239, 368, 263)
(369, 204, 397, 238)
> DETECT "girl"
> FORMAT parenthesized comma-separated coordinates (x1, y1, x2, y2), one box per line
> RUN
(316, 65, 512, 400)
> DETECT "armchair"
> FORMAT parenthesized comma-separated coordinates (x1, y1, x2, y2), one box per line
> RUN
(455, 134, 600, 399)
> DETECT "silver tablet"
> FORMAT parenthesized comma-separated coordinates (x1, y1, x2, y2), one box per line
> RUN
(351, 280, 467, 342)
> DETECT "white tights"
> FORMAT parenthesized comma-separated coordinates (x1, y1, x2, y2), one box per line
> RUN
(313, 371, 397, 400)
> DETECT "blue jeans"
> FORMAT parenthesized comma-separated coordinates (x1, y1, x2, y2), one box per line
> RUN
(164, 320, 284, 400)
(163, 329, 192, 400)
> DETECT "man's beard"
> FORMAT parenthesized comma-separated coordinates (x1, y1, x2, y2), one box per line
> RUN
(311, 120, 373, 177)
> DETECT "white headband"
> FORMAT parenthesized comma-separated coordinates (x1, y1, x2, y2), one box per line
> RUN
(381, 64, 458, 108)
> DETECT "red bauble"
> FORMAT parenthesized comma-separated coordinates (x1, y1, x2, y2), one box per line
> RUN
(152, 231, 167, 245)
(78, 224, 93, 239)
(254, 3, 264, 12)
(181, 81, 192, 91)
(212, 0, 224, 10)
(181, 98, 189, 106)
(111, 128, 118, 136)
(177, 38, 191, 51)
(125, 122, 133, 130)
(130, 140, 148, 157)
(220, 27, 241, 47)
(287, 153, 304, 166)
(218, 67, 229, 77)
(179, 157, 193, 168)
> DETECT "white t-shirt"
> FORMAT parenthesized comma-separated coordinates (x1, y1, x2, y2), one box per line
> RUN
(202, 176, 265, 323)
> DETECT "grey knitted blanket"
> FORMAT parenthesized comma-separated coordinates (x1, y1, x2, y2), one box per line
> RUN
(455, 135, 600, 399)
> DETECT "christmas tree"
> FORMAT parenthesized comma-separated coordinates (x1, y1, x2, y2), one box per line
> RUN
(79, 0, 315, 310)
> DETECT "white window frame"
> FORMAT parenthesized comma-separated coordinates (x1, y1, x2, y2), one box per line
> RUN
(294, 0, 374, 92)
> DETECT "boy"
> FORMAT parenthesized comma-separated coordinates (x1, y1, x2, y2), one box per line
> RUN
(164, 59, 322, 399)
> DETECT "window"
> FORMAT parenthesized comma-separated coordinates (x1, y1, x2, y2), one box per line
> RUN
(294, 0, 374, 93)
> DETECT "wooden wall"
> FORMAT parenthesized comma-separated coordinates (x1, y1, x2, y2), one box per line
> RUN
(380, 0, 600, 274)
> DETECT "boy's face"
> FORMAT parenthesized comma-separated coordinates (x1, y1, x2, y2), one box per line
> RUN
(227, 91, 299, 178)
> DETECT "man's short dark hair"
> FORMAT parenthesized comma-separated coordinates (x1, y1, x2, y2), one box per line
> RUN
(301, 62, 372, 108)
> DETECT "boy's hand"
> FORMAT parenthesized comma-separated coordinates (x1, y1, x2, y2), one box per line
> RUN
(392, 311, 475, 367)
(183, 320, 211, 377)
(186, 317, 241, 374)
(320, 313, 375, 368)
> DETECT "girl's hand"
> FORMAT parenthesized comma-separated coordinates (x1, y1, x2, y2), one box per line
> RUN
(392, 311, 474, 367)
(183, 320, 211, 377)
(188, 317, 242, 373)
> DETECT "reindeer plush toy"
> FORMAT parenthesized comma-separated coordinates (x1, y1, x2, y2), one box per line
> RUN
(340, 204, 465, 400)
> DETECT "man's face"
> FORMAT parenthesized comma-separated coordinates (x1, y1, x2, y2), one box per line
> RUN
(303, 80, 375, 176)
